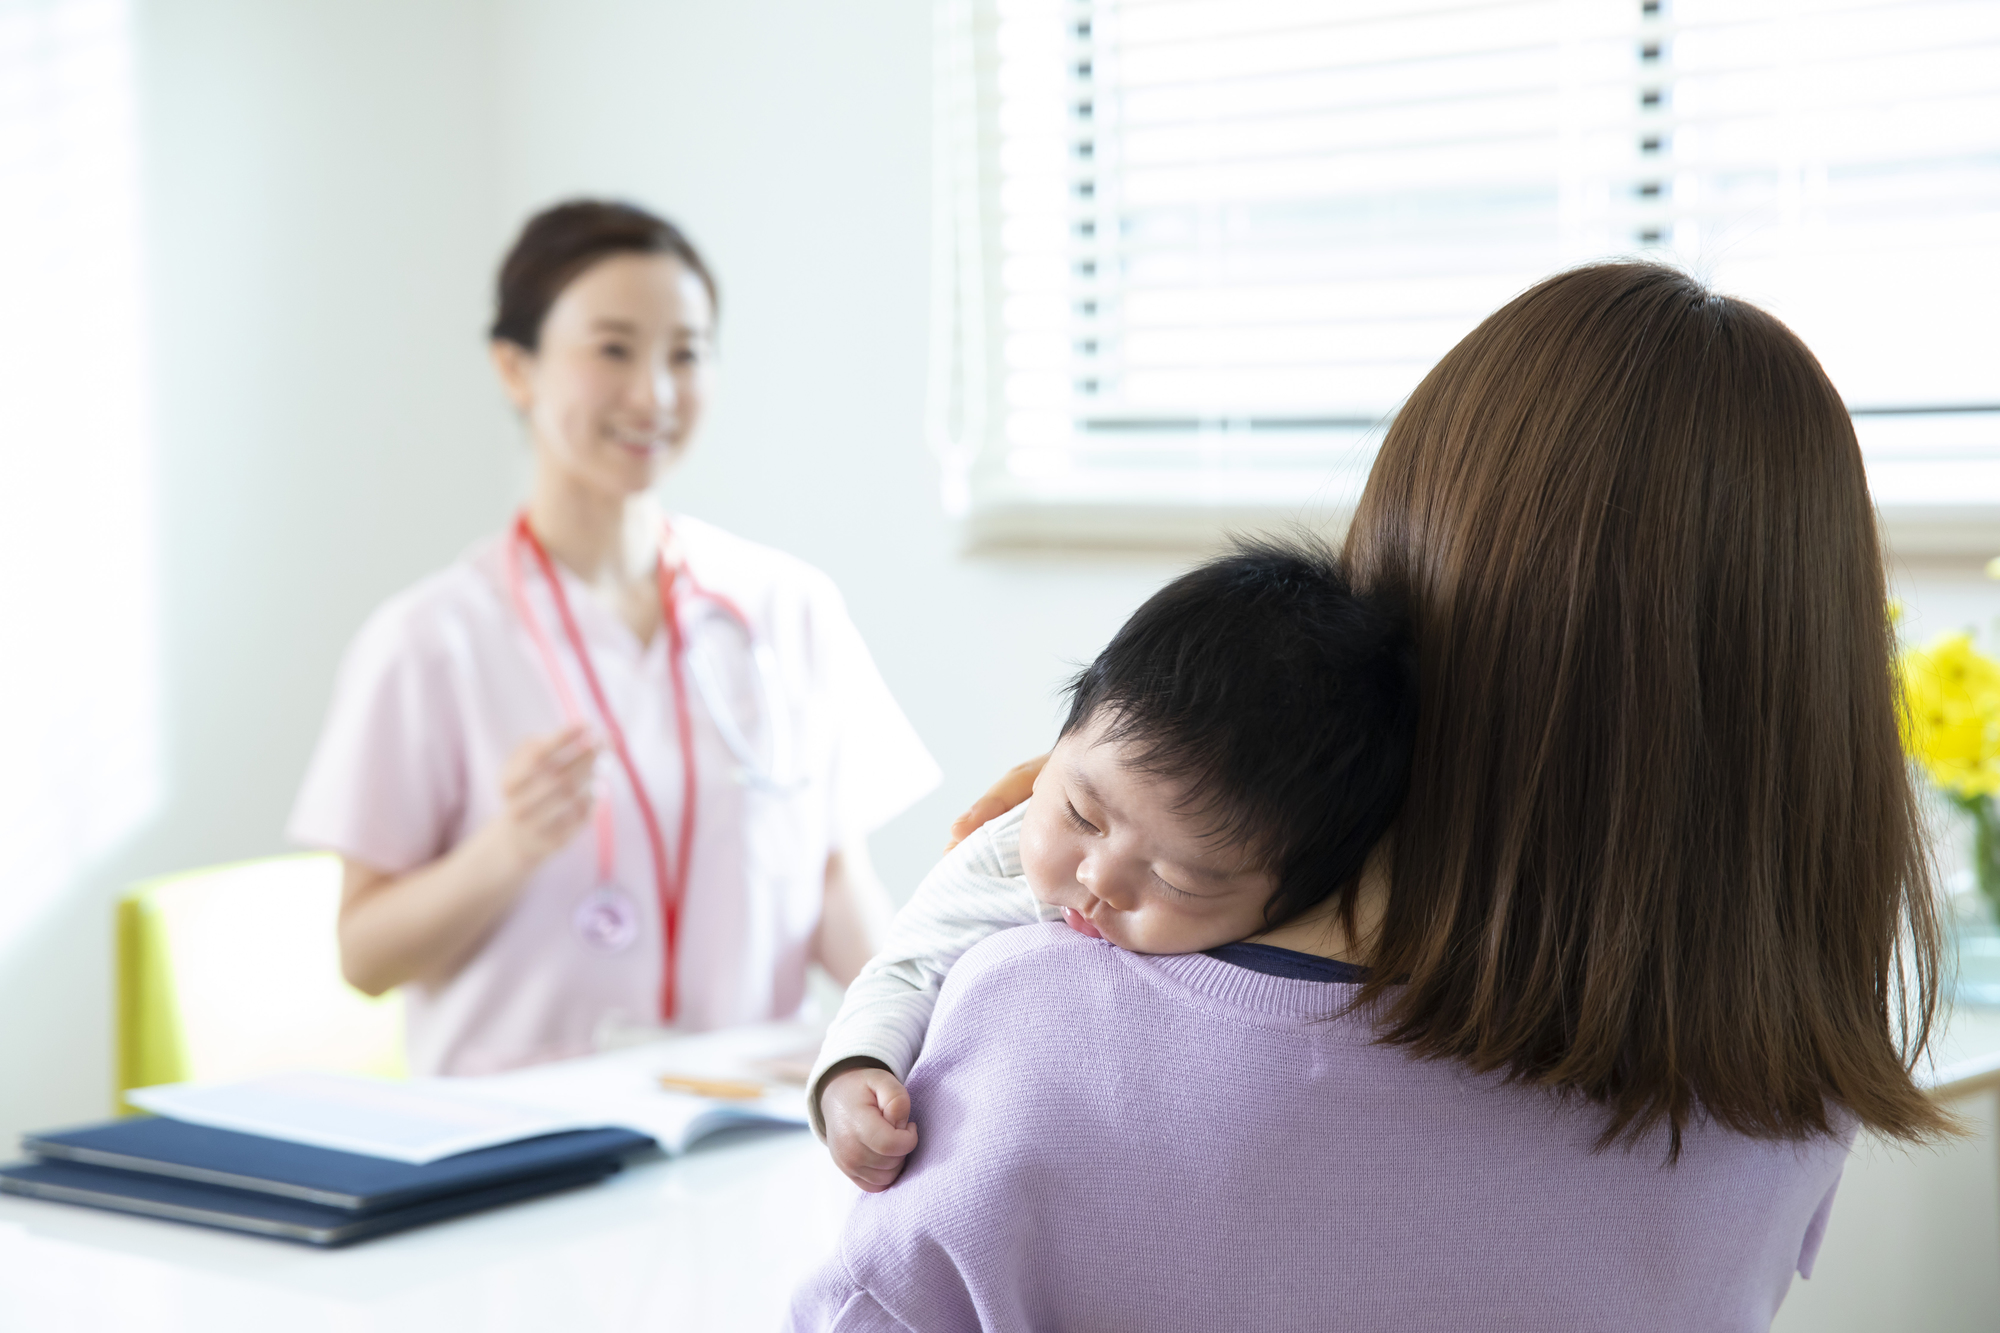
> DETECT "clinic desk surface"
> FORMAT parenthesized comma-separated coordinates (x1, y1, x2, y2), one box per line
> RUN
(0, 1121, 850, 1332)
(0, 1024, 857, 1333)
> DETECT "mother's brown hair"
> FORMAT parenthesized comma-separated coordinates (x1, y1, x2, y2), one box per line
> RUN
(1344, 262, 1948, 1154)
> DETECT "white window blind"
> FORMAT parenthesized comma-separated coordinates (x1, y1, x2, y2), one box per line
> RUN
(931, 0, 2000, 546)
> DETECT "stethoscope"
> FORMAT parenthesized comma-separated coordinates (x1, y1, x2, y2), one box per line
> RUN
(504, 510, 799, 1019)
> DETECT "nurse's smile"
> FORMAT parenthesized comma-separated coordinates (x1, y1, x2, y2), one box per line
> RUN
(494, 250, 715, 509)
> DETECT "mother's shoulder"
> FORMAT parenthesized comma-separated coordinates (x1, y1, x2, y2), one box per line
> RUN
(949, 922, 1119, 993)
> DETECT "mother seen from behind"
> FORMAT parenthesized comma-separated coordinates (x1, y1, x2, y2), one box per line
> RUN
(795, 263, 1947, 1332)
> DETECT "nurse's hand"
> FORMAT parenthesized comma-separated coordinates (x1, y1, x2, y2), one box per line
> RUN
(336, 725, 601, 996)
(496, 725, 602, 872)
(945, 754, 1048, 850)
(822, 1062, 920, 1192)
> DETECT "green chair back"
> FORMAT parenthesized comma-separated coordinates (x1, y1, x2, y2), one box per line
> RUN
(116, 853, 404, 1110)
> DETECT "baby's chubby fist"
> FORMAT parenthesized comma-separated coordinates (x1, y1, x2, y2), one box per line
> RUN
(820, 1060, 920, 1193)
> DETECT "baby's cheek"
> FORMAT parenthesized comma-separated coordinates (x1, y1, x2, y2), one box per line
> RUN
(1016, 804, 1067, 902)
(1172, 894, 1273, 953)
(1129, 903, 1221, 955)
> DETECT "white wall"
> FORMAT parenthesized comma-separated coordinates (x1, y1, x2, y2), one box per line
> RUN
(3, 11, 1997, 1323)
(0, 0, 514, 1144)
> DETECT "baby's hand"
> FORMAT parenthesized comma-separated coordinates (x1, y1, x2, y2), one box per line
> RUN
(821, 1063, 920, 1193)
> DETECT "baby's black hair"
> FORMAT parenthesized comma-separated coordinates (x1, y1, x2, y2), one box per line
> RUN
(1061, 535, 1416, 932)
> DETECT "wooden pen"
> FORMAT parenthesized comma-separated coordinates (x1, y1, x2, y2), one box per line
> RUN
(656, 1073, 769, 1100)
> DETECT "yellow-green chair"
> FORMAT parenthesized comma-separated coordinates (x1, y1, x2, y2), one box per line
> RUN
(116, 853, 405, 1111)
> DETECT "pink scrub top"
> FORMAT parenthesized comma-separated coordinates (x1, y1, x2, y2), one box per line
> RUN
(288, 516, 940, 1076)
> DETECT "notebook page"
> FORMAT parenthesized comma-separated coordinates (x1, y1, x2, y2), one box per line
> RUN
(128, 1073, 598, 1164)
(457, 1028, 810, 1154)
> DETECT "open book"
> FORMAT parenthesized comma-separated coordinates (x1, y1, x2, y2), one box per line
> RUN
(127, 1025, 815, 1164)
(456, 1025, 814, 1154)
(127, 1074, 599, 1165)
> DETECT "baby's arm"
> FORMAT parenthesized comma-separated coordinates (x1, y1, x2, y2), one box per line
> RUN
(810, 807, 1052, 1190)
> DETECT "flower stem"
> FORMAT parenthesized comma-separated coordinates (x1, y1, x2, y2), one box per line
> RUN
(1952, 792, 2000, 923)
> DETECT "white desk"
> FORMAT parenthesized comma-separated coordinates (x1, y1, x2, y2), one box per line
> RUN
(0, 1031, 857, 1333)
(4, 1013, 1997, 1333)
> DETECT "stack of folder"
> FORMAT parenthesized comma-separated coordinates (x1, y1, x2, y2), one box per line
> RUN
(0, 1116, 655, 1246)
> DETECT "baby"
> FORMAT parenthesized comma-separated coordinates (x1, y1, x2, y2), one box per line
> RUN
(807, 537, 1416, 1190)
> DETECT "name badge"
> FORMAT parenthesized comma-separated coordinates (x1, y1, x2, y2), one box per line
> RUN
(574, 885, 640, 953)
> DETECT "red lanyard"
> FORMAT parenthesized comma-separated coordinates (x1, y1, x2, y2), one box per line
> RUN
(506, 512, 698, 1022)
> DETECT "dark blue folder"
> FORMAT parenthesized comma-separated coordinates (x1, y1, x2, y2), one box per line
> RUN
(0, 1157, 619, 1246)
(19, 1117, 656, 1212)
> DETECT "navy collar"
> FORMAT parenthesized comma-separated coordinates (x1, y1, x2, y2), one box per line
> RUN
(1203, 941, 1370, 984)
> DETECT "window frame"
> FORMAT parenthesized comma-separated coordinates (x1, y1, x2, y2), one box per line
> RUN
(930, 0, 2000, 553)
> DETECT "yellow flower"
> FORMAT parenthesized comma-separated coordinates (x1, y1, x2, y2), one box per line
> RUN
(1900, 631, 2000, 797)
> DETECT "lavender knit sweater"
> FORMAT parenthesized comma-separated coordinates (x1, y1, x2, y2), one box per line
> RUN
(788, 923, 1849, 1332)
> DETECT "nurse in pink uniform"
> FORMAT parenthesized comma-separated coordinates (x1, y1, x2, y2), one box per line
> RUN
(289, 200, 939, 1077)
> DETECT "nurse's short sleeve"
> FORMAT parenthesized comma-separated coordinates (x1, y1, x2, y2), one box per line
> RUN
(813, 583, 942, 843)
(288, 595, 467, 875)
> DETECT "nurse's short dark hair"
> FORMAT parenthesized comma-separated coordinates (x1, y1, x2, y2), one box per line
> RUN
(490, 199, 717, 350)
(1061, 536, 1415, 934)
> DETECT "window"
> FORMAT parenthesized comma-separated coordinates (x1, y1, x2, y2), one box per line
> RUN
(930, 0, 2000, 548)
